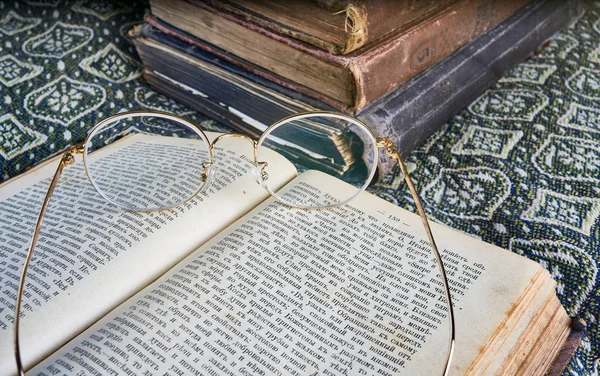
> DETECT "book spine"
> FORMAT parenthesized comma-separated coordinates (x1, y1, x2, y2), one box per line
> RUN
(352, 0, 532, 108)
(357, 0, 585, 157)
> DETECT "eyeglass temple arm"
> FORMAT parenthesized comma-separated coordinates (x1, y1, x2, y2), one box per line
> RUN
(11, 139, 452, 375)
(377, 137, 456, 376)
(13, 146, 82, 376)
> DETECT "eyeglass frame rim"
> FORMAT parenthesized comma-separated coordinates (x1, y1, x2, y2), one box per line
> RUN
(81, 109, 380, 211)
(14, 109, 455, 376)
(83, 110, 214, 212)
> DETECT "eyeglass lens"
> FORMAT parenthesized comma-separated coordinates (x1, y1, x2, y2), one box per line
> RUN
(257, 114, 379, 208)
(85, 114, 212, 211)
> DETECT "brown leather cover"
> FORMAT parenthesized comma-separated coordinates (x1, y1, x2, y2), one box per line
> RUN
(164, 0, 531, 109)
(204, 0, 458, 54)
(363, 0, 458, 53)
(345, 0, 533, 108)
(546, 317, 586, 376)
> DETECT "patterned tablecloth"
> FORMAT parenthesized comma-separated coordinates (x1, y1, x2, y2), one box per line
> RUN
(0, 0, 599, 374)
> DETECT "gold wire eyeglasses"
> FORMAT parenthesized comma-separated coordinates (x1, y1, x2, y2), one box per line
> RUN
(13, 110, 455, 375)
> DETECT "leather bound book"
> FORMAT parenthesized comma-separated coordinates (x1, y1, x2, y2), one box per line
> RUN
(203, 0, 459, 55)
(358, 0, 585, 163)
(150, 0, 532, 110)
(140, 0, 583, 178)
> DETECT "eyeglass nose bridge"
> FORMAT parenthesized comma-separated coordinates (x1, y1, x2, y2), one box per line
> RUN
(211, 132, 271, 187)
(212, 133, 257, 149)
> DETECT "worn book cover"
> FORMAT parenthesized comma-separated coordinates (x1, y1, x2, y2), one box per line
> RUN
(202, 0, 459, 54)
(134, 0, 584, 178)
(150, 0, 531, 109)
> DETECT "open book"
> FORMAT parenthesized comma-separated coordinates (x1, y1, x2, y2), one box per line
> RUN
(0, 133, 576, 375)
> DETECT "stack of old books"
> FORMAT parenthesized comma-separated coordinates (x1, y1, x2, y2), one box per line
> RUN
(132, 0, 583, 177)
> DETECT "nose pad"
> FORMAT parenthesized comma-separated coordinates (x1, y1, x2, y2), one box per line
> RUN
(254, 161, 269, 189)
(201, 162, 216, 185)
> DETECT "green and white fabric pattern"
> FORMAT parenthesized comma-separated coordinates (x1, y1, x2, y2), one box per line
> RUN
(0, 0, 226, 180)
(371, 4, 600, 374)
(0, 0, 599, 374)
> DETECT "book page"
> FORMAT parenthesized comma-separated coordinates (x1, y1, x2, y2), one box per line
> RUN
(0, 133, 297, 374)
(31, 171, 545, 375)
